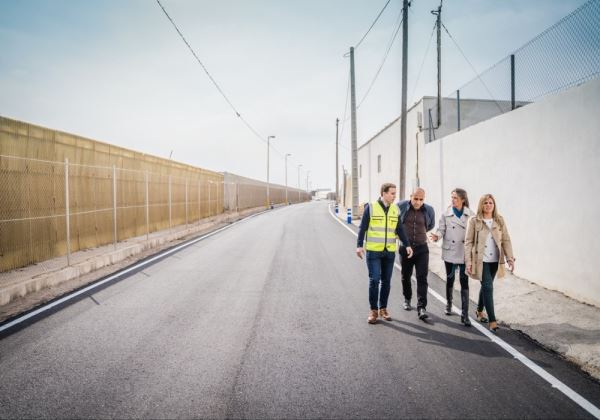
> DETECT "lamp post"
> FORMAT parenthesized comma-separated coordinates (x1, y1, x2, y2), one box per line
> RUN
(297, 164, 302, 203)
(306, 170, 311, 193)
(285, 153, 291, 205)
(267, 135, 275, 207)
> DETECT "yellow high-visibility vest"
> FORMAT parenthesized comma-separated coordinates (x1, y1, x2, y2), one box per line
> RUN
(366, 201, 398, 252)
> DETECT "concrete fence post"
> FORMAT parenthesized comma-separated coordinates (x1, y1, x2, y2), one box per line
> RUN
(64, 158, 71, 266)
(145, 170, 149, 241)
(185, 178, 189, 228)
(113, 165, 117, 250)
(198, 179, 201, 225)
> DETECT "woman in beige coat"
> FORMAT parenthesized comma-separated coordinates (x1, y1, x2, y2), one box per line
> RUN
(465, 194, 515, 332)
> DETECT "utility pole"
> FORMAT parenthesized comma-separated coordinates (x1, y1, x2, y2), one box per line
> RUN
(342, 165, 347, 208)
(399, 0, 409, 199)
(349, 47, 359, 218)
(285, 153, 291, 204)
(306, 171, 311, 193)
(432, 1, 442, 127)
(335, 118, 339, 203)
(297, 164, 302, 203)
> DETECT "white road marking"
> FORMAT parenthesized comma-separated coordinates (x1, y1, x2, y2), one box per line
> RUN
(0, 209, 269, 334)
(328, 203, 599, 419)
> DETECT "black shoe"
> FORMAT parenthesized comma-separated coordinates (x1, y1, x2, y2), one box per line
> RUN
(445, 303, 453, 315)
(418, 308, 429, 320)
(403, 299, 412, 311)
(461, 314, 472, 327)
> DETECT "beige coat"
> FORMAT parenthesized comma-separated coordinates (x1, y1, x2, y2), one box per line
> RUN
(464, 215, 514, 280)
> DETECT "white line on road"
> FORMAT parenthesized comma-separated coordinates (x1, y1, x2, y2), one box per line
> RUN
(0, 209, 269, 334)
(328, 203, 600, 419)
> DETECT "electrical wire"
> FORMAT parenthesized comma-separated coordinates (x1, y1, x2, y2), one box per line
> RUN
(357, 10, 404, 109)
(354, 0, 393, 49)
(156, 0, 292, 161)
(441, 22, 504, 112)
(409, 20, 437, 105)
(338, 68, 351, 147)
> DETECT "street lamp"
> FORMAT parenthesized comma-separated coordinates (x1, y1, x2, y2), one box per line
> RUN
(267, 135, 275, 208)
(306, 170, 311, 193)
(285, 153, 291, 205)
(297, 164, 302, 203)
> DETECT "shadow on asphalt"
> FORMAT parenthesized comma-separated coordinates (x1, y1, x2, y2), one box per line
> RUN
(378, 317, 511, 359)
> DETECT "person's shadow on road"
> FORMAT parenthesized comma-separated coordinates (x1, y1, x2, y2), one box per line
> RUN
(378, 315, 509, 359)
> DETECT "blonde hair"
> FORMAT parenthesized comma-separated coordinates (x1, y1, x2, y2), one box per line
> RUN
(476, 194, 501, 224)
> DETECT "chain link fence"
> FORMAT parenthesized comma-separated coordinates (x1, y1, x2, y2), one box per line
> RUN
(0, 117, 310, 274)
(428, 0, 600, 137)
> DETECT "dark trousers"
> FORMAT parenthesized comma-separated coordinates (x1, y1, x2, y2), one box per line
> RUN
(444, 262, 469, 291)
(366, 250, 396, 310)
(400, 244, 429, 310)
(477, 262, 499, 322)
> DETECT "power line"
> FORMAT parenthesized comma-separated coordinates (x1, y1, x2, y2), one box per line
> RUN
(354, 0, 393, 49)
(357, 10, 404, 109)
(338, 68, 351, 147)
(410, 20, 437, 105)
(156, 0, 292, 161)
(441, 22, 504, 112)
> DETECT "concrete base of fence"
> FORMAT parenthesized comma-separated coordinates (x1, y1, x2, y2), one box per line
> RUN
(0, 205, 274, 311)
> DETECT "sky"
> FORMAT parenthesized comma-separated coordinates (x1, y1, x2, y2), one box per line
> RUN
(0, 0, 588, 191)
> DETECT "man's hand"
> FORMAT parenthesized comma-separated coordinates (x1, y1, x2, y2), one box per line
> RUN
(406, 246, 413, 258)
(429, 233, 439, 242)
(356, 247, 365, 259)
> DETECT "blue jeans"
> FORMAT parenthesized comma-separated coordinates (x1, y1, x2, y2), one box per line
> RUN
(477, 262, 499, 322)
(366, 250, 396, 310)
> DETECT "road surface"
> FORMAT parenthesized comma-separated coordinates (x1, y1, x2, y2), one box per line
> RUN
(0, 201, 598, 418)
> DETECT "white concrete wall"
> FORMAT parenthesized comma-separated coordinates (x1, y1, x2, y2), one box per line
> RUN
(421, 77, 600, 307)
(357, 96, 508, 204)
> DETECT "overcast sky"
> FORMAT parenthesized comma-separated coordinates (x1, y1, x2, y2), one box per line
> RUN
(0, 0, 587, 190)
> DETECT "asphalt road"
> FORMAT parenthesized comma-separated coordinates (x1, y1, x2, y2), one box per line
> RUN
(0, 201, 598, 419)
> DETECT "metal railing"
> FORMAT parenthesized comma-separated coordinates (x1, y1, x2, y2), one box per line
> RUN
(428, 0, 600, 137)
(0, 154, 309, 273)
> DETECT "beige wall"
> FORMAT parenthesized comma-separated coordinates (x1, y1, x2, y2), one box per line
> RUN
(0, 116, 221, 272)
(223, 172, 309, 211)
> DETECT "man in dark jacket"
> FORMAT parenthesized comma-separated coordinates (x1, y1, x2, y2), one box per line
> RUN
(397, 187, 435, 320)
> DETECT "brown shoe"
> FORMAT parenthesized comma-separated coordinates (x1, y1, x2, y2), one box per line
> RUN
(368, 309, 378, 324)
(379, 308, 392, 321)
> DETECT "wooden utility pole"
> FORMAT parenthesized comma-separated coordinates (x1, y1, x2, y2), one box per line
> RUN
(350, 47, 359, 217)
(399, 0, 409, 198)
(335, 118, 339, 203)
(432, 1, 442, 127)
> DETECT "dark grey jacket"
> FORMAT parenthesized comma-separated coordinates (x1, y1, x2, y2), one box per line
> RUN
(397, 200, 435, 232)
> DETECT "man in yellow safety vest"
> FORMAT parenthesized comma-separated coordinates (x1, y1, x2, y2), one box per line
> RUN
(356, 183, 413, 324)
